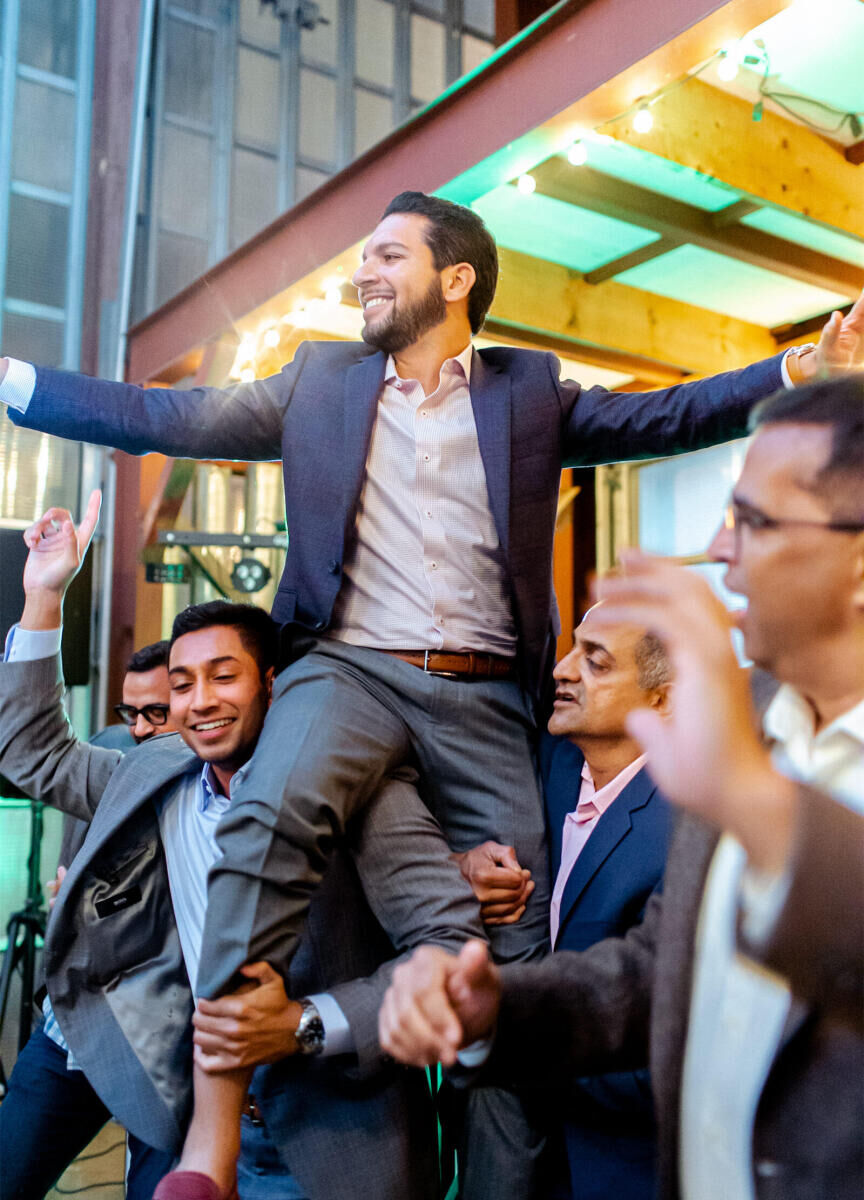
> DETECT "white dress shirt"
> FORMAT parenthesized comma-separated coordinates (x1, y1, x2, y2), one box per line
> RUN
(680, 685, 864, 1200)
(330, 344, 517, 654)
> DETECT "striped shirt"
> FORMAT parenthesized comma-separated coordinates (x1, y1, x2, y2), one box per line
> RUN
(330, 344, 517, 655)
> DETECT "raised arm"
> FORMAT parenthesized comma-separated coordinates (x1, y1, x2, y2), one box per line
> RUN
(0, 493, 122, 818)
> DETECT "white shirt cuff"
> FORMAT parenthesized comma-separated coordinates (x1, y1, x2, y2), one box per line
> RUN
(5, 624, 63, 662)
(308, 991, 354, 1057)
(0, 358, 37, 412)
(739, 862, 792, 947)
(780, 349, 795, 391)
(456, 1036, 494, 1068)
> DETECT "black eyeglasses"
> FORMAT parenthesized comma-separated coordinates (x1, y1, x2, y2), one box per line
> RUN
(113, 703, 170, 727)
(724, 497, 864, 549)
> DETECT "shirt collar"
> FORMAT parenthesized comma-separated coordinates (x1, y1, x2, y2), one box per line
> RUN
(384, 342, 473, 389)
(199, 760, 249, 812)
(575, 753, 648, 818)
(764, 684, 864, 749)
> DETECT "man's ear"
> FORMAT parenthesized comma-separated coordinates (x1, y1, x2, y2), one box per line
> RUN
(649, 683, 673, 717)
(852, 535, 864, 614)
(265, 665, 275, 704)
(442, 261, 476, 305)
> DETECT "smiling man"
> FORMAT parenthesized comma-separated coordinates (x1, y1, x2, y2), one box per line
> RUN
(1, 194, 861, 1197)
(0, 497, 485, 1200)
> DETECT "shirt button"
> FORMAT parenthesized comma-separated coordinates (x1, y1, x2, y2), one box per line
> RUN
(423, 454, 430, 462)
(420, 410, 428, 417)
(431, 562, 438, 570)
(425, 510, 432, 518)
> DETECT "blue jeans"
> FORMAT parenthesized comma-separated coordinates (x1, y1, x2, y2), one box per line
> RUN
(0, 1024, 173, 1200)
(237, 1113, 309, 1199)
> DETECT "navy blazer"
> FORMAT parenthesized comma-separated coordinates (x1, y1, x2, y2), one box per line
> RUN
(13, 343, 784, 701)
(541, 732, 674, 1200)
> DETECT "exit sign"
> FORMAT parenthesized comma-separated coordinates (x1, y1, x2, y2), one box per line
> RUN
(146, 562, 190, 585)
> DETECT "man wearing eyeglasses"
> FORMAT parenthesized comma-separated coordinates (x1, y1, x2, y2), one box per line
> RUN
(379, 373, 864, 1200)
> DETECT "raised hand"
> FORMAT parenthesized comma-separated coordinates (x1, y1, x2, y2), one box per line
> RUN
(379, 939, 500, 1068)
(22, 490, 102, 599)
(803, 290, 864, 379)
(595, 551, 797, 873)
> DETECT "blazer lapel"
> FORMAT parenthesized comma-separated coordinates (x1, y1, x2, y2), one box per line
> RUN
(343, 351, 386, 528)
(469, 351, 512, 559)
(557, 768, 656, 932)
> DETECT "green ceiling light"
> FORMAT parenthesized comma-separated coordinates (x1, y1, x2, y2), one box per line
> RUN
(517, 173, 537, 194)
(567, 140, 588, 166)
(752, 99, 764, 121)
(633, 104, 654, 134)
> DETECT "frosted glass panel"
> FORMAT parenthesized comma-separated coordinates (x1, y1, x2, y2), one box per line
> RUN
(637, 440, 748, 557)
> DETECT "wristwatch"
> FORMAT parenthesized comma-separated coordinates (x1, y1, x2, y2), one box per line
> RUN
(294, 996, 326, 1056)
(784, 341, 817, 385)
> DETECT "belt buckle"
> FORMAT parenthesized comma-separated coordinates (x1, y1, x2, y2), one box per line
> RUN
(423, 649, 459, 679)
(423, 650, 431, 672)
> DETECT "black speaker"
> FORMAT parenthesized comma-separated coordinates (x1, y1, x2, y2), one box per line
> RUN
(0, 527, 92, 687)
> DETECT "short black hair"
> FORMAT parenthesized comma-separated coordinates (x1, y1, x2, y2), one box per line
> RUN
(169, 601, 278, 677)
(749, 375, 864, 520)
(382, 191, 498, 334)
(126, 640, 169, 674)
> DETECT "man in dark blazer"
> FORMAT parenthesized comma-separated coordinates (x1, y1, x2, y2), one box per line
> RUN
(455, 601, 674, 1198)
(378, 377, 864, 1200)
(0, 500, 486, 1200)
(0, 196, 858, 1025)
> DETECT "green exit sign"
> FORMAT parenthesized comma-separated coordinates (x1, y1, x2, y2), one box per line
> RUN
(146, 562, 190, 585)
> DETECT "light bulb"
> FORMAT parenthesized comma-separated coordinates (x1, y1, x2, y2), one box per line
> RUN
(717, 52, 738, 82)
(633, 104, 654, 134)
(263, 327, 280, 348)
(324, 286, 343, 305)
(239, 367, 255, 383)
(517, 173, 536, 194)
(567, 140, 588, 166)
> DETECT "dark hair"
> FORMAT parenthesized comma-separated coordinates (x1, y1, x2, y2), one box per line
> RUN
(169, 601, 278, 677)
(382, 191, 498, 334)
(126, 640, 170, 674)
(749, 375, 864, 519)
(634, 631, 672, 692)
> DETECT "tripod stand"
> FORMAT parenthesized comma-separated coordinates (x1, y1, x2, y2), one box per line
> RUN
(0, 799, 47, 1095)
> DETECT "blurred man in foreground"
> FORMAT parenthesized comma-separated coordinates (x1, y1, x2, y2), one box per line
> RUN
(380, 375, 864, 1200)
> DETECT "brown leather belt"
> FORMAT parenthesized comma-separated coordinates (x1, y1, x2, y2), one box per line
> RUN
(381, 649, 515, 679)
(242, 1094, 264, 1126)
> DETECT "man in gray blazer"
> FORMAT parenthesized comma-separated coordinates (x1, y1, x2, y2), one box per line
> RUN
(0, 499, 485, 1200)
(379, 376, 864, 1200)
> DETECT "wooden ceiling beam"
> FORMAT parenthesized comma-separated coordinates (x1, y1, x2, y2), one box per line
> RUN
(492, 246, 778, 377)
(599, 78, 864, 240)
(530, 160, 864, 298)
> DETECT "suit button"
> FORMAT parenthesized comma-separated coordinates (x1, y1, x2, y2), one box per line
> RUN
(328, 559, 340, 575)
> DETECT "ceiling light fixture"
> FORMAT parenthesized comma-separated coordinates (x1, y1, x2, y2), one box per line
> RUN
(567, 140, 588, 166)
(517, 173, 536, 194)
(633, 103, 654, 134)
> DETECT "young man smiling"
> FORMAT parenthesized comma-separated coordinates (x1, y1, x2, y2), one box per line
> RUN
(0, 494, 485, 1200)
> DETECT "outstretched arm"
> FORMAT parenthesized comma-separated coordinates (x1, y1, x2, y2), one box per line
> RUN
(560, 290, 864, 466)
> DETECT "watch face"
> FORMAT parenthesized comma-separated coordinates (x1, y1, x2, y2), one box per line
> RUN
(297, 1003, 325, 1055)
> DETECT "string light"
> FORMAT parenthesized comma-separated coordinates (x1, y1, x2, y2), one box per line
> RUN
(517, 173, 536, 194)
(263, 327, 280, 348)
(567, 140, 588, 166)
(324, 285, 343, 305)
(716, 50, 738, 82)
(239, 367, 255, 383)
(633, 104, 654, 134)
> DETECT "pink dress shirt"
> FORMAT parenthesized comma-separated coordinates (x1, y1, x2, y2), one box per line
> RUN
(550, 753, 648, 946)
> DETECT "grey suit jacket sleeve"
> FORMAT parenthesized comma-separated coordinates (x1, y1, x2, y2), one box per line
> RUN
(8, 342, 312, 461)
(473, 891, 659, 1091)
(746, 783, 863, 1033)
(0, 653, 121, 820)
(330, 774, 487, 1073)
